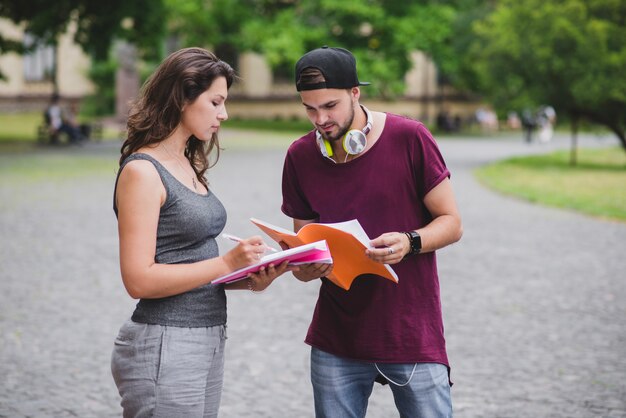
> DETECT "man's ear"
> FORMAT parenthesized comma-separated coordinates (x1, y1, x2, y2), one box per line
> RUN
(351, 87, 361, 101)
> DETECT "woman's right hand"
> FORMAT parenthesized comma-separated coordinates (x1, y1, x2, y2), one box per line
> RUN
(222, 235, 268, 271)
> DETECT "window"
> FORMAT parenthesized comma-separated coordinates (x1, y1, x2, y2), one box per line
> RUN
(23, 33, 56, 82)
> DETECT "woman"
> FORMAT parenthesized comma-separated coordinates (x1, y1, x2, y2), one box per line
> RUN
(111, 47, 291, 417)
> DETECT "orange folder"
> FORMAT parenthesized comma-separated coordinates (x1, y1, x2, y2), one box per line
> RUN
(250, 218, 399, 291)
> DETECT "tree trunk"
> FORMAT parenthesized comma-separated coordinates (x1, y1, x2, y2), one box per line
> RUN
(608, 126, 626, 153)
(573, 107, 626, 153)
(602, 117, 626, 153)
(114, 41, 140, 124)
(52, 42, 59, 94)
(570, 116, 578, 166)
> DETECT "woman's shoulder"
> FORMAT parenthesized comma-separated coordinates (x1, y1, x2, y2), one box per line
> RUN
(119, 153, 162, 187)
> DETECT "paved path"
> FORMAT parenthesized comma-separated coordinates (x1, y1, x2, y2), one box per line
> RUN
(0, 131, 624, 417)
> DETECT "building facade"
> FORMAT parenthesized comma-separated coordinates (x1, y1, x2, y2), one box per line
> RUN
(0, 18, 94, 112)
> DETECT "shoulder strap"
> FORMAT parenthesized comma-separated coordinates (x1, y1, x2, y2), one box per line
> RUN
(113, 153, 169, 216)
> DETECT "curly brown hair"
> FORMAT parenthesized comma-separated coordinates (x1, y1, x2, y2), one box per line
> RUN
(119, 47, 236, 188)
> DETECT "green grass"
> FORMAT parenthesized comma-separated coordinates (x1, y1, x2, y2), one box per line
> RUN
(226, 117, 312, 133)
(0, 112, 42, 142)
(0, 152, 118, 184)
(475, 147, 626, 222)
(0, 112, 121, 144)
(0, 112, 307, 148)
(218, 129, 302, 150)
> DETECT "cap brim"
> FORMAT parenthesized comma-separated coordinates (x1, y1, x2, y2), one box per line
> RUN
(297, 81, 372, 92)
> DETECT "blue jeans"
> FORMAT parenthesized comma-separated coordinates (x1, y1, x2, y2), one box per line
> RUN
(311, 347, 452, 418)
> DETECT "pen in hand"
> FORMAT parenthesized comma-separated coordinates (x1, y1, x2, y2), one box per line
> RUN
(221, 233, 279, 253)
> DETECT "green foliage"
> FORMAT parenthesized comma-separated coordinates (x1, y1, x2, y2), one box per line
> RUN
(460, 0, 626, 149)
(164, 0, 255, 66)
(165, 0, 458, 98)
(80, 56, 158, 117)
(80, 60, 117, 117)
(0, 0, 167, 78)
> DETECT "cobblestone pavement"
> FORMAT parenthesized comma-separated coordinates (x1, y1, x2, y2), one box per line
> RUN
(1, 131, 624, 417)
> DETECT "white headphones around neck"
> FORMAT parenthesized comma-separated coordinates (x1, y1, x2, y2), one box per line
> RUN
(316, 105, 373, 159)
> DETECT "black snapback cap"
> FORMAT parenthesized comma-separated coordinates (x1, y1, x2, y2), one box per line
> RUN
(295, 46, 371, 91)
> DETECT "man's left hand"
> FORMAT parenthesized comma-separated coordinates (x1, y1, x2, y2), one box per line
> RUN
(366, 232, 410, 265)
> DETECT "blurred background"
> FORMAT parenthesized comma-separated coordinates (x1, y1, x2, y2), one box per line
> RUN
(0, 1, 625, 417)
(0, 0, 624, 151)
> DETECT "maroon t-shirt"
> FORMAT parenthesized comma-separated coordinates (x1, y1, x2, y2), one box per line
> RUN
(281, 113, 451, 366)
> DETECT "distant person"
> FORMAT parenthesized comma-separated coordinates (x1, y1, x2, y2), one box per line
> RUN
(436, 110, 453, 132)
(66, 101, 93, 139)
(521, 108, 536, 143)
(452, 114, 462, 132)
(45, 93, 83, 144)
(475, 108, 498, 132)
(281, 46, 462, 417)
(110, 47, 293, 417)
(537, 105, 556, 143)
(507, 111, 521, 130)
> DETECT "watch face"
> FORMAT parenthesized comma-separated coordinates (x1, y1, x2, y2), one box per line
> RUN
(410, 231, 421, 253)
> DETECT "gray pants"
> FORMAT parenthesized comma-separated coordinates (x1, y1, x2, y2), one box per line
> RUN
(111, 320, 227, 418)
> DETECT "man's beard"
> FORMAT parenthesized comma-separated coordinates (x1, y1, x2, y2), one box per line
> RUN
(321, 105, 355, 142)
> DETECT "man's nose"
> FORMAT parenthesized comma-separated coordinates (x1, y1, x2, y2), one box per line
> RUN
(315, 111, 329, 126)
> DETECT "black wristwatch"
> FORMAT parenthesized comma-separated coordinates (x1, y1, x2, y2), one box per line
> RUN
(403, 231, 422, 258)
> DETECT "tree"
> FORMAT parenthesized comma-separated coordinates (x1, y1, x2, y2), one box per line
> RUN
(461, 0, 626, 152)
(0, 0, 166, 81)
(163, 0, 259, 68)
(165, 0, 458, 98)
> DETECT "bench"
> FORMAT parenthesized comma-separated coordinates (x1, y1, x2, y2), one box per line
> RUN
(37, 111, 103, 145)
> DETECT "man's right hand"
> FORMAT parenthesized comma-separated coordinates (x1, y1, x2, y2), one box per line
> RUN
(293, 262, 333, 283)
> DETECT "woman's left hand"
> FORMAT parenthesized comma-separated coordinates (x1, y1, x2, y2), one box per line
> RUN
(247, 261, 295, 292)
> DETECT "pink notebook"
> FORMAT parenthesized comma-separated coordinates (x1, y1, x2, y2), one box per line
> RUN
(212, 240, 331, 285)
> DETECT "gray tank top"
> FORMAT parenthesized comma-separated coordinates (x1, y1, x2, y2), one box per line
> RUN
(114, 153, 227, 327)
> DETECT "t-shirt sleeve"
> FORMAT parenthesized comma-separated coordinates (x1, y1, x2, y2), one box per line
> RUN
(414, 123, 450, 199)
(281, 150, 318, 220)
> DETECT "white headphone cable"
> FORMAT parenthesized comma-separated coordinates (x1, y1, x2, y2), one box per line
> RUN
(374, 362, 418, 387)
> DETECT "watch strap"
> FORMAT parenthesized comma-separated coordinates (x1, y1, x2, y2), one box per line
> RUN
(403, 230, 421, 259)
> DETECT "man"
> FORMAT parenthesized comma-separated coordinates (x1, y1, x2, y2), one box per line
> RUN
(45, 93, 83, 144)
(281, 46, 463, 417)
